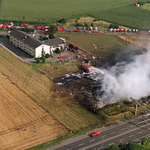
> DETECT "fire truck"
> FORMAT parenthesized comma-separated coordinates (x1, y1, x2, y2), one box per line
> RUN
(81, 64, 93, 72)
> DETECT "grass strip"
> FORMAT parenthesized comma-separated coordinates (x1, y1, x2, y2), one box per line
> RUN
(27, 123, 101, 150)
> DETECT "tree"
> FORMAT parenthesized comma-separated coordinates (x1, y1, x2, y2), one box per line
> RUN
(45, 53, 50, 58)
(36, 58, 40, 63)
(55, 48, 61, 54)
(141, 137, 148, 145)
(49, 33, 55, 39)
(91, 22, 94, 27)
(39, 36, 45, 41)
(126, 142, 140, 150)
(119, 144, 128, 150)
(108, 145, 120, 150)
(49, 25, 57, 33)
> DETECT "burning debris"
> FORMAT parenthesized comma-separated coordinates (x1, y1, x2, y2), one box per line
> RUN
(53, 45, 150, 111)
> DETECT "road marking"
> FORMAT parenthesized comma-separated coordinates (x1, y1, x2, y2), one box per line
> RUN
(109, 142, 114, 146)
(101, 135, 106, 138)
(129, 135, 134, 138)
(120, 138, 124, 141)
(121, 128, 126, 131)
(138, 131, 143, 134)
(78, 143, 84, 146)
(89, 139, 95, 142)
(111, 132, 116, 134)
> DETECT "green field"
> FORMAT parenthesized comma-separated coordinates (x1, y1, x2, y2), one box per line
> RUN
(55, 32, 125, 60)
(0, 0, 150, 30)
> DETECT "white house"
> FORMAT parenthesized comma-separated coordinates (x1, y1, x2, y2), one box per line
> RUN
(44, 38, 65, 53)
(9, 30, 50, 58)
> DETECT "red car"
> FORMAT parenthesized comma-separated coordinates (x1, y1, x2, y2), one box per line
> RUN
(37, 26, 43, 30)
(58, 28, 64, 31)
(93, 30, 98, 33)
(91, 130, 101, 137)
(58, 56, 65, 59)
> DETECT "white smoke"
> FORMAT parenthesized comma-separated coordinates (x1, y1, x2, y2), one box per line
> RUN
(93, 43, 150, 102)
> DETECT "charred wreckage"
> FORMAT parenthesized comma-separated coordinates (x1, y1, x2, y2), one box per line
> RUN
(53, 68, 107, 112)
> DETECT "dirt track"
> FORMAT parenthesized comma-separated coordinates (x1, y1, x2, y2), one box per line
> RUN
(0, 74, 68, 150)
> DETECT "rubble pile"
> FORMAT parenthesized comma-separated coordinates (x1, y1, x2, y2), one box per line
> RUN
(53, 72, 106, 111)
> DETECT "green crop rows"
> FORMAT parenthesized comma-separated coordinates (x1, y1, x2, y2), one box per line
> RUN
(0, 0, 150, 30)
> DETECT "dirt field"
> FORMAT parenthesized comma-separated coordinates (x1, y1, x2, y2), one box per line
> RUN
(119, 35, 149, 49)
(0, 74, 68, 150)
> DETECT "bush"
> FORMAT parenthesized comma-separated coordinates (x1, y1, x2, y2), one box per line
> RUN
(108, 145, 119, 150)
(36, 58, 40, 63)
(109, 24, 119, 29)
(142, 137, 148, 145)
(41, 57, 45, 63)
(39, 36, 45, 41)
(45, 53, 50, 58)
(57, 18, 66, 23)
(75, 23, 83, 27)
(0, 34, 6, 38)
(19, 28, 34, 33)
(49, 33, 55, 39)
(126, 142, 140, 150)
(55, 48, 61, 54)
(84, 22, 88, 27)
(91, 22, 94, 27)
(93, 18, 99, 21)
(98, 110, 108, 123)
(5, 34, 9, 39)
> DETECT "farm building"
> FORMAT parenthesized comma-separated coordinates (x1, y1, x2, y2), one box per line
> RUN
(44, 38, 65, 51)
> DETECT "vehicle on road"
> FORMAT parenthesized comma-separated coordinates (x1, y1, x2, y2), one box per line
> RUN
(58, 56, 65, 59)
(91, 130, 101, 137)
(81, 64, 93, 72)
(93, 30, 98, 33)
(69, 43, 75, 48)
(58, 28, 64, 32)
(74, 27, 80, 32)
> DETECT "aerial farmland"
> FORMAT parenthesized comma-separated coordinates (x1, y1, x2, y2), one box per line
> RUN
(1, 0, 150, 150)
(0, 0, 150, 30)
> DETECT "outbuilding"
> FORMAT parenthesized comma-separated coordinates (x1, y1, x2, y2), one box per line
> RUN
(44, 38, 65, 52)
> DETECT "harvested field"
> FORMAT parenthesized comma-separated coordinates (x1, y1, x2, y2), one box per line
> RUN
(119, 35, 149, 49)
(0, 45, 101, 149)
(0, 74, 68, 150)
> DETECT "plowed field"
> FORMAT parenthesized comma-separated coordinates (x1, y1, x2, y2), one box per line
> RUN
(0, 74, 68, 150)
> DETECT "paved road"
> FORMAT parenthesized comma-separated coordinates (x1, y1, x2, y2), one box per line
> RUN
(47, 116, 150, 150)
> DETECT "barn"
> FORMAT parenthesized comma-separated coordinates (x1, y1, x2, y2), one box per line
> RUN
(9, 30, 50, 58)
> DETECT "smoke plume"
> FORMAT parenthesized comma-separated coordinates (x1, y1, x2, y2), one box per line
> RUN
(94, 44, 150, 102)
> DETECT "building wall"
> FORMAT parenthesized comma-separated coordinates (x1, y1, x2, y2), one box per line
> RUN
(9, 35, 63, 58)
(35, 45, 50, 58)
(9, 35, 35, 57)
